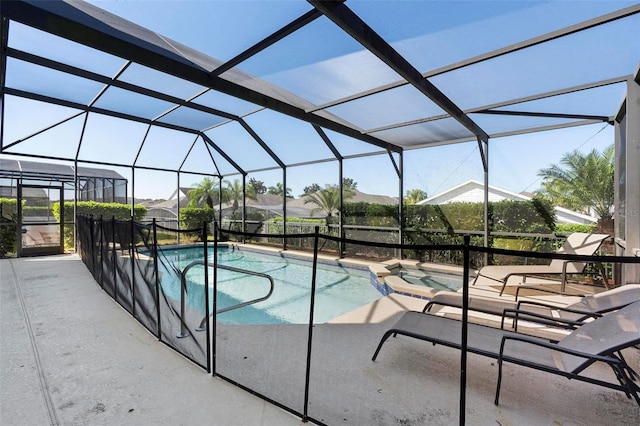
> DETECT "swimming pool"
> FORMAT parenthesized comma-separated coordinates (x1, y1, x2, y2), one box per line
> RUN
(158, 246, 383, 325)
(397, 268, 470, 291)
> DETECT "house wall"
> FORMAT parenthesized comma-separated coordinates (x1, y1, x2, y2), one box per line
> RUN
(554, 210, 596, 225)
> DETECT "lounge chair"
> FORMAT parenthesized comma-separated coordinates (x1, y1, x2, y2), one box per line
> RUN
(372, 302, 640, 406)
(423, 284, 640, 331)
(473, 232, 610, 296)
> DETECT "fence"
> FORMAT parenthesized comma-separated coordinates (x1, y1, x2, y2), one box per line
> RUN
(76, 215, 210, 370)
(228, 221, 583, 271)
(76, 215, 639, 425)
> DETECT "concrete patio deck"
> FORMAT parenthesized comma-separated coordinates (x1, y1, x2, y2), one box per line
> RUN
(1, 254, 639, 425)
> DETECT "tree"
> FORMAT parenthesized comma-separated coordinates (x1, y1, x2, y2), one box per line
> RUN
(538, 179, 581, 212)
(248, 178, 267, 195)
(187, 177, 220, 209)
(301, 183, 321, 196)
(224, 178, 258, 214)
(267, 182, 293, 198)
(304, 184, 355, 217)
(537, 145, 614, 225)
(342, 177, 358, 190)
(405, 189, 427, 204)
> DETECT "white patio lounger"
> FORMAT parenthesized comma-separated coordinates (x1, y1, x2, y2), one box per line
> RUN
(372, 302, 640, 406)
(422, 284, 640, 331)
(473, 232, 610, 296)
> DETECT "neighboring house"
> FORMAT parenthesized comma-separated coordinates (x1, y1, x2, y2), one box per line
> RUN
(144, 188, 400, 222)
(347, 190, 398, 206)
(417, 179, 597, 225)
(219, 194, 319, 219)
(283, 190, 399, 218)
(142, 187, 193, 224)
(283, 190, 398, 218)
(165, 187, 194, 209)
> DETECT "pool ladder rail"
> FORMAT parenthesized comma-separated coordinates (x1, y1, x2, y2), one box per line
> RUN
(176, 260, 275, 338)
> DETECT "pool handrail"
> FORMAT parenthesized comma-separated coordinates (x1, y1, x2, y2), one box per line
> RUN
(175, 260, 275, 336)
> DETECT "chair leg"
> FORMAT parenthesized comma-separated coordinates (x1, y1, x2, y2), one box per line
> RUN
(499, 282, 507, 297)
(372, 330, 395, 361)
(494, 358, 504, 405)
(616, 351, 640, 382)
(611, 363, 640, 405)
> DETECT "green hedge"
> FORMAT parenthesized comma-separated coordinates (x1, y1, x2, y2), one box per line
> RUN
(271, 217, 325, 224)
(0, 198, 20, 218)
(22, 206, 53, 217)
(179, 207, 216, 241)
(490, 198, 556, 234)
(227, 211, 265, 221)
(267, 217, 326, 235)
(53, 201, 146, 222)
(555, 222, 596, 234)
(340, 199, 557, 264)
(342, 202, 399, 226)
(53, 201, 147, 249)
(343, 199, 556, 234)
(0, 199, 21, 257)
(221, 211, 266, 236)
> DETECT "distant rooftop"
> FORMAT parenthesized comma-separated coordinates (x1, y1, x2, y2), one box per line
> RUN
(0, 158, 126, 182)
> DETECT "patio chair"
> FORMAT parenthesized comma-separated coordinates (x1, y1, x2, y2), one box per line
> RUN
(473, 232, 610, 296)
(422, 284, 640, 332)
(372, 302, 640, 406)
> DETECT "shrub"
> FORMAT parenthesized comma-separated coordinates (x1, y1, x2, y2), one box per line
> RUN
(0, 199, 20, 257)
(54, 201, 147, 249)
(22, 206, 52, 217)
(179, 207, 216, 241)
(267, 217, 325, 235)
(345, 199, 557, 263)
(555, 222, 597, 234)
(222, 211, 266, 234)
(343, 202, 398, 226)
(271, 216, 325, 224)
(0, 198, 19, 217)
(53, 201, 146, 222)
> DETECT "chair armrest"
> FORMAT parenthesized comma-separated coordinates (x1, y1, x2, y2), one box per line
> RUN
(501, 308, 595, 332)
(516, 300, 602, 320)
(423, 298, 505, 317)
(499, 333, 621, 368)
(423, 300, 457, 313)
(515, 285, 586, 300)
(516, 299, 564, 310)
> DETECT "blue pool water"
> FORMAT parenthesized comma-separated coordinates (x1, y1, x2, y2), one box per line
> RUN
(158, 246, 382, 325)
(398, 269, 466, 291)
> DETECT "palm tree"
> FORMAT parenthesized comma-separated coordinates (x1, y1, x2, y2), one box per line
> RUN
(301, 183, 321, 196)
(248, 178, 267, 195)
(187, 177, 220, 209)
(267, 182, 293, 198)
(405, 189, 427, 204)
(224, 179, 258, 214)
(537, 145, 614, 225)
(538, 179, 581, 212)
(304, 185, 355, 217)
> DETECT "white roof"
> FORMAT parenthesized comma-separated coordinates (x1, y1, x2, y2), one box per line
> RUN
(417, 180, 597, 224)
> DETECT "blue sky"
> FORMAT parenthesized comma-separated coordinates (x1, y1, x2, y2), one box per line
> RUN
(2, 1, 630, 200)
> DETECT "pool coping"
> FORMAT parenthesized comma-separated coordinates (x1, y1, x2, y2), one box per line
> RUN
(369, 258, 478, 300)
(219, 243, 474, 301)
(152, 241, 470, 303)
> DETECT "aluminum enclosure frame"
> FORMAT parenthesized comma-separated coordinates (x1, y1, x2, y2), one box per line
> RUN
(1, 0, 638, 269)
